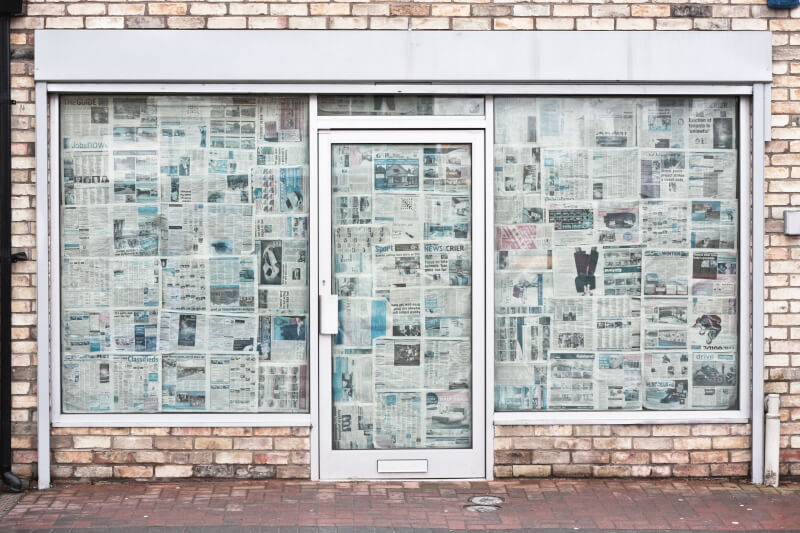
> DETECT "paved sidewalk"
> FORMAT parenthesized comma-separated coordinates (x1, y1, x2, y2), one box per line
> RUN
(3, 479, 800, 532)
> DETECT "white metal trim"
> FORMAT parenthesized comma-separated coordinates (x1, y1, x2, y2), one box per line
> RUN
(45, 83, 756, 96)
(35, 82, 51, 490)
(47, 94, 320, 429)
(315, 116, 488, 130)
(52, 413, 312, 428)
(49, 94, 60, 429)
(762, 82, 773, 142)
(484, 96, 495, 481)
(752, 85, 767, 485)
(34, 30, 773, 84)
(317, 129, 487, 480)
(738, 97, 753, 423)
(309, 95, 321, 481)
(494, 411, 751, 426)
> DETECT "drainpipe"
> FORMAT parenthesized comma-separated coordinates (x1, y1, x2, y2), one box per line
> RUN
(1, 0, 25, 493)
(764, 394, 781, 487)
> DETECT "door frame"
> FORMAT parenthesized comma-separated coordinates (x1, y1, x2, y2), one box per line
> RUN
(316, 128, 488, 480)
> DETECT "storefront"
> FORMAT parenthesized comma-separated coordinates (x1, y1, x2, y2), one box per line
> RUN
(20, 29, 776, 486)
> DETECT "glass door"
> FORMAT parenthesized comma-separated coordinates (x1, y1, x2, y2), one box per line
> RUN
(318, 130, 485, 480)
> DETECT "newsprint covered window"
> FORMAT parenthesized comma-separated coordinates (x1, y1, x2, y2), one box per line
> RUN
(59, 95, 310, 413)
(493, 97, 740, 412)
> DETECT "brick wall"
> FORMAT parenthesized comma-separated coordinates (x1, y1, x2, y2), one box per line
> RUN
(8, 1, 800, 483)
(49, 427, 310, 480)
(494, 425, 751, 478)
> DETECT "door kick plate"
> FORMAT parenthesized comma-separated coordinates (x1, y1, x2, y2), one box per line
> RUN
(377, 459, 428, 473)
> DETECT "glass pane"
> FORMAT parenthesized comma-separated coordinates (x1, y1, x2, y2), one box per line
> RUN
(332, 143, 473, 449)
(59, 95, 310, 413)
(493, 97, 739, 412)
(319, 95, 484, 116)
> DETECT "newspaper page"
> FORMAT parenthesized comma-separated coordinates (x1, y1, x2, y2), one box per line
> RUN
(691, 200, 737, 249)
(208, 256, 255, 313)
(689, 297, 738, 353)
(495, 363, 547, 410)
(112, 149, 158, 203)
(424, 288, 471, 338)
(112, 205, 160, 256)
(62, 258, 110, 308)
(257, 363, 308, 412)
(596, 297, 641, 351)
(643, 250, 690, 296)
(425, 390, 471, 448)
(209, 353, 258, 411)
(158, 312, 207, 352)
(374, 393, 422, 449)
(692, 250, 737, 297)
(62, 353, 113, 412)
(375, 339, 422, 391)
(688, 152, 737, 199)
(110, 258, 161, 308)
(643, 298, 689, 351)
(643, 352, 690, 410)
(641, 200, 690, 248)
(111, 309, 159, 352)
(62, 310, 110, 354)
(207, 315, 256, 352)
(63, 151, 111, 206)
(161, 258, 208, 311)
(494, 145, 541, 193)
(601, 245, 642, 297)
(61, 205, 111, 257)
(637, 98, 687, 149)
(496, 316, 551, 362)
(597, 353, 642, 410)
(595, 202, 639, 245)
(548, 353, 596, 410)
(111, 354, 160, 412)
(590, 149, 638, 199)
(374, 195, 422, 242)
(691, 352, 737, 409)
(333, 348, 374, 404)
(207, 204, 253, 256)
(159, 203, 204, 256)
(640, 151, 687, 199)
(542, 149, 591, 201)
(423, 144, 472, 193)
(687, 98, 736, 150)
(333, 403, 374, 449)
(549, 203, 593, 246)
(162, 353, 207, 410)
(588, 99, 635, 148)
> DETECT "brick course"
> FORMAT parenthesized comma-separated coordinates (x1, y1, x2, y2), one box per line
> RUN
(7, 0, 800, 483)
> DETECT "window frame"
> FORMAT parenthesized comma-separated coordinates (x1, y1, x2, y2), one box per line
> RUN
(43, 85, 756, 431)
(488, 94, 753, 426)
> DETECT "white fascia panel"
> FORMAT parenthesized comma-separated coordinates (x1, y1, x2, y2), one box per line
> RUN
(35, 30, 772, 84)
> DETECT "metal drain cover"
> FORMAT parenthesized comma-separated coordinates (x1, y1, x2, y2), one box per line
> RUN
(464, 504, 499, 513)
(469, 496, 504, 506)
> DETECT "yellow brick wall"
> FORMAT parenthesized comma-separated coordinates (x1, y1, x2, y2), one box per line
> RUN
(7, 0, 798, 483)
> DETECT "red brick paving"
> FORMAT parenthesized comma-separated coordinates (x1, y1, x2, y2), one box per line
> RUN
(4, 479, 800, 530)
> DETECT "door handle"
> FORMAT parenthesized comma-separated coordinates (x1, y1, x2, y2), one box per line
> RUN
(319, 292, 338, 335)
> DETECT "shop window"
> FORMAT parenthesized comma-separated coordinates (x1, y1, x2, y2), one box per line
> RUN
(493, 97, 739, 411)
(318, 95, 484, 116)
(59, 95, 310, 413)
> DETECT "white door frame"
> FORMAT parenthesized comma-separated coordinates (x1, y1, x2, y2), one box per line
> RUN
(317, 129, 487, 480)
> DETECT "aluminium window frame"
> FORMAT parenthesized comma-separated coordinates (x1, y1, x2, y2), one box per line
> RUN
(36, 83, 764, 488)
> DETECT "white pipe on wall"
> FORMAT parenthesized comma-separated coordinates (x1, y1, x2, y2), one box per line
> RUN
(764, 394, 781, 487)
